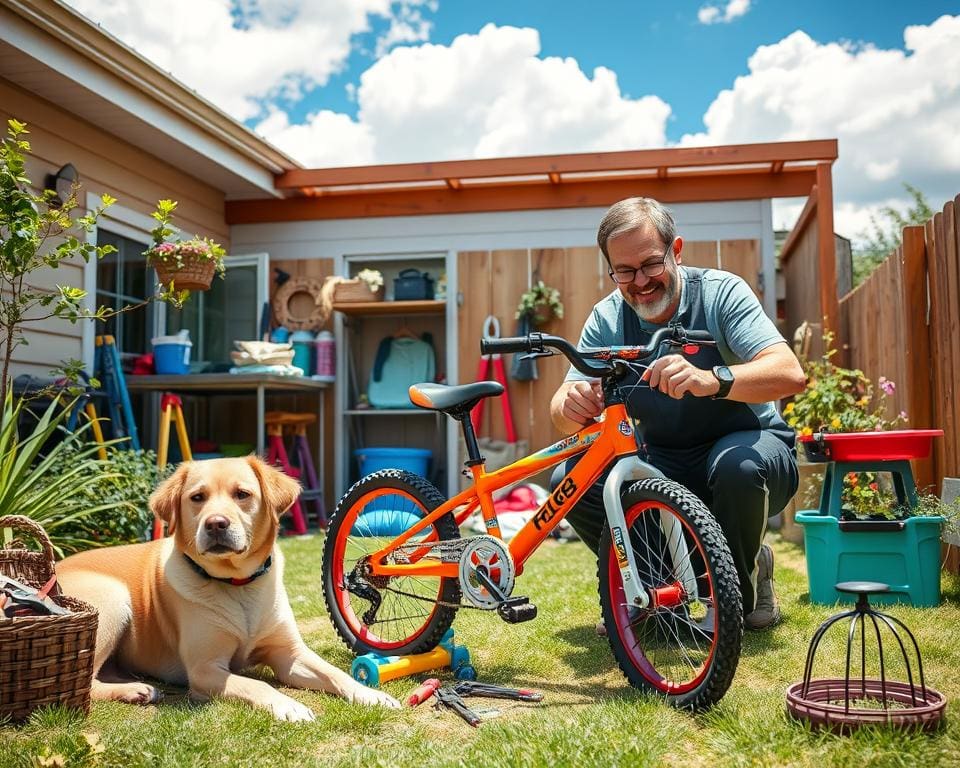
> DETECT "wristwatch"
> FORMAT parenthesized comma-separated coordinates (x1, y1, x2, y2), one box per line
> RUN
(711, 365, 734, 399)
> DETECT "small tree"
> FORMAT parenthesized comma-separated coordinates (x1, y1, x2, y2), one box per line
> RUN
(852, 183, 933, 287)
(0, 119, 118, 403)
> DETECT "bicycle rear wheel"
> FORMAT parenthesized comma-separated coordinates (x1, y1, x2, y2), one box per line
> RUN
(322, 469, 461, 656)
(598, 477, 742, 710)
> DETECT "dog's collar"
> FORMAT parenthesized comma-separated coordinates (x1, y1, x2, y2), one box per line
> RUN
(183, 553, 272, 586)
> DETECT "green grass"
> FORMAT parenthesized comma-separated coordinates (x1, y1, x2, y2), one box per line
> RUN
(4, 535, 960, 767)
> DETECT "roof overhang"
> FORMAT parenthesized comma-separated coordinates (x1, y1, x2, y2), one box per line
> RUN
(0, 0, 301, 199)
(226, 139, 837, 224)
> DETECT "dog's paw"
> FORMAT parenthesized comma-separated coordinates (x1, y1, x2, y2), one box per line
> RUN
(349, 685, 401, 709)
(95, 681, 161, 705)
(270, 695, 316, 723)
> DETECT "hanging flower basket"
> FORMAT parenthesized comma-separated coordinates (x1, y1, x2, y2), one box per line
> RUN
(144, 200, 226, 293)
(516, 281, 564, 327)
(153, 249, 218, 291)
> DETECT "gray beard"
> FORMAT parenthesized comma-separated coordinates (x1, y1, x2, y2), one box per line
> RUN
(627, 279, 680, 323)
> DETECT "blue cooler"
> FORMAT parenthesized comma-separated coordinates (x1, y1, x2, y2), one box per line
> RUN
(352, 447, 432, 536)
(152, 335, 192, 375)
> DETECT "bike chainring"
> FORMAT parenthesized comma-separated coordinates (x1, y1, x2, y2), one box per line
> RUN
(458, 535, 515, 609)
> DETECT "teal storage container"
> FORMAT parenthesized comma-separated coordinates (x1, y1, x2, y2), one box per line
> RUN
(352, 447, 433, 534)
(796, 511, 944, 606)
(355, 447, 431, 477)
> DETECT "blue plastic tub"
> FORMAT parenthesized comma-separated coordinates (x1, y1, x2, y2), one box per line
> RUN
(355, 447, 431, 477)
(353, 447, 432, 535)
(152, 337, 191, 375)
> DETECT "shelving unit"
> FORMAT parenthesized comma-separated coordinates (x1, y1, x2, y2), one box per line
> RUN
(332, 252, 458, 501)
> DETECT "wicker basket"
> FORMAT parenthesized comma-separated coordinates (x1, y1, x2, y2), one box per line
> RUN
(333, 279, 384, 303)
(0, 516, 98, 723)
(153, 255, 216, 291)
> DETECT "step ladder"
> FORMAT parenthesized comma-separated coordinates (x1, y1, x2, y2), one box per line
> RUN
(93, 335, 140, 450)
(152, 393, 193, 540)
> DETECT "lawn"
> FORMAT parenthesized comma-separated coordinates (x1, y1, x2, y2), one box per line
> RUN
(3, 534, 960, 768)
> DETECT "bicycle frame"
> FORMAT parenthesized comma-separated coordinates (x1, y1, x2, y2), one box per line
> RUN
(366, 401, 688, 610)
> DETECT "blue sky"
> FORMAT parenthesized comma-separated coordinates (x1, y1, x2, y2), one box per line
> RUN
(65, 0, 960, 237)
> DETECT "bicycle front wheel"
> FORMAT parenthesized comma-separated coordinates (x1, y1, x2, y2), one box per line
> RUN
(322, 470, 461, 656)
(598, 477, 742, 710)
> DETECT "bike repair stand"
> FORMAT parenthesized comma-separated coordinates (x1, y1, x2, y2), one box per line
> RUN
(152, 393, 193, 540)
(351, 629, 476, 688)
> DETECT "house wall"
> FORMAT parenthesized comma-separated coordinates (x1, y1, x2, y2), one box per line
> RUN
(1, 77, 229, 378)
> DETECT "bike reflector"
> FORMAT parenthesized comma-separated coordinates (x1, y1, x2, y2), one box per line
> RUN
(682, 344, 700, 355)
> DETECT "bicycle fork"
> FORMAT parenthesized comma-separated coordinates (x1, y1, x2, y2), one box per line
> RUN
(602, 456, 699, 610)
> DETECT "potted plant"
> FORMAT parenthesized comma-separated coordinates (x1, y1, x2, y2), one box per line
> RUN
(779, 331, 905, 542)
(144, 199, 226, 293)
(516, 280, 564, 327)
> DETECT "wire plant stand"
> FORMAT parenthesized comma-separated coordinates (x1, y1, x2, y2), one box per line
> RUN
(786, 581, 946, 732)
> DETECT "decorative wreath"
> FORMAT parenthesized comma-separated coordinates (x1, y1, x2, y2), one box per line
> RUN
(271, 277, 329, 331)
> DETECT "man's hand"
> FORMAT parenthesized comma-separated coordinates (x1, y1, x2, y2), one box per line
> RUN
(559, 380, 604, 426)
(642, 354, 720, 399)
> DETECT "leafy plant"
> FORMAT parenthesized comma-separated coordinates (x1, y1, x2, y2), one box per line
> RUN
(0, 394, 124, 556)
(516, 280, 564, 326)
(0, 119, 117, 404)
(784, 331, 906, 438)
(852, 183, 933, 287)
(144, 198, 226, 296)
(38, 443, 173, 547)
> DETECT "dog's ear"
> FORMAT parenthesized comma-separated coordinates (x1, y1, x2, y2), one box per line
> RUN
(149, 463, 190, 535)
(246, 456, 301, 519)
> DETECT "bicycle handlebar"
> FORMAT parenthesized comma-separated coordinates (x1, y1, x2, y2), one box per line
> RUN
(480, 326, 716, 377)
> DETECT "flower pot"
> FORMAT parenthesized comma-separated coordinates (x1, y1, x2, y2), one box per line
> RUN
(780, 457, 822, 547)
(153, 255, 216, 291)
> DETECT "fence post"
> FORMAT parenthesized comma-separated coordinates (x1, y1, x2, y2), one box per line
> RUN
(900, 226, 934, 493)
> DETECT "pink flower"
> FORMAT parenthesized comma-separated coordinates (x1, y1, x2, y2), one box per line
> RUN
(878, 376, 896, 395)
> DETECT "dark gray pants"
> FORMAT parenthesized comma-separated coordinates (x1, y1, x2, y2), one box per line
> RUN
(552, 429, 799, 612)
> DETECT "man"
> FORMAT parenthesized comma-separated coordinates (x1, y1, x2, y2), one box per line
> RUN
(550, 197, 805, 631)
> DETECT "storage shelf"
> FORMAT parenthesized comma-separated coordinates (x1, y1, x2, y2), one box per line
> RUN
(334, 300, 445, 317)
(344, 409, 435, 416)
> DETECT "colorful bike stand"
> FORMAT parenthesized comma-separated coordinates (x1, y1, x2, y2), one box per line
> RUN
(351, 629, 476, 688)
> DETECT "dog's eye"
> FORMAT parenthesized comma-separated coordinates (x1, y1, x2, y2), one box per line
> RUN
(190, 493, 205, 503)
(236, 489, 251, 500)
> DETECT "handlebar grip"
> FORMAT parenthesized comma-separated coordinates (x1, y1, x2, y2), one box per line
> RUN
(480, 336, 533, 355)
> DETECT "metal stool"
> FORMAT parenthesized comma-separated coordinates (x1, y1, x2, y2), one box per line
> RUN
(786, 581, 946, 732)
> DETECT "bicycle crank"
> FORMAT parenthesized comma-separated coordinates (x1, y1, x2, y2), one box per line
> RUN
(459, 536, 537, 623)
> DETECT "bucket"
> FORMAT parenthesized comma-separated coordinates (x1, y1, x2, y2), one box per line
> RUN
(290, 330, 314, 374)
(152, 336, 192, 375)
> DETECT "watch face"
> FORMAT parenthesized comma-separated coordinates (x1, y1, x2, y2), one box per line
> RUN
(716, 366, 734, 383)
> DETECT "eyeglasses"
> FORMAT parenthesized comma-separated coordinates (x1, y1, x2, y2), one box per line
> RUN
(607, 239, 674, 284)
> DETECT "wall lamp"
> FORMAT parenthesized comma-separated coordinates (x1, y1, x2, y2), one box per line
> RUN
(44, 163, 78, 207)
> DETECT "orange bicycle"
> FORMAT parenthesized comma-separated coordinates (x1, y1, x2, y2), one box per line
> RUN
(322, 326, 743, 710)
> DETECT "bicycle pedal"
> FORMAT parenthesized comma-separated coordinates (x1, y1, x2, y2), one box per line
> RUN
(497, 596, 537, 624)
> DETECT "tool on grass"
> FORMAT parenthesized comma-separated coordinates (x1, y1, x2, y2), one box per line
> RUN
(405, 677, 441, 707)
(351, 629, 475, 688)
(430, 680, 544, 727)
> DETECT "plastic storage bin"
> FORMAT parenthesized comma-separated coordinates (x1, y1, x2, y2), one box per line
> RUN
(355, 447, 431, 477)
(352, 447, 432, 536)
(152, 336, 192, 375)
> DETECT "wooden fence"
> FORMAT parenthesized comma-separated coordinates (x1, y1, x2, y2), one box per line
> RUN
(839, 194, 960, 496)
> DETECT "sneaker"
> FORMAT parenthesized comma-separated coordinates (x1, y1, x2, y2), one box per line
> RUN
(744, 543, 782, 631)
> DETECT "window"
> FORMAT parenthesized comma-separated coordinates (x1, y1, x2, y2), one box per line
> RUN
(95, 230, 153, 357)
(164, 254, 268, 367)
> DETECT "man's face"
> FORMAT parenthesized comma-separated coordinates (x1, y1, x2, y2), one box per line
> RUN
(606, 224, 683, 324)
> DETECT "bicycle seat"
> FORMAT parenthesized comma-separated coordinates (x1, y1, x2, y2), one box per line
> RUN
(408, 381, 504, 416)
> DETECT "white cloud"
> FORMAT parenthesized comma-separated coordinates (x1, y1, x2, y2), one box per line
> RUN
(698, 0, 751, 25)
(262, 24, 670, 164)
(254, 108, 375, 167)
(682, 15, 960, 238)
(374, 1, 436, 57)
(62, 0, 429, 120)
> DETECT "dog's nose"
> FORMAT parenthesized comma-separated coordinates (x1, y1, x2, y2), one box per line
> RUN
(204, 515, 230, 533)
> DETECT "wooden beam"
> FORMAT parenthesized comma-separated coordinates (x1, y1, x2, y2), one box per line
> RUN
(815, 162, 840, 348)
(445, 178, 461, 190)
(273, 139, 838, 190)
(227, 170, 819, 224)
(548, 172, 561, 184)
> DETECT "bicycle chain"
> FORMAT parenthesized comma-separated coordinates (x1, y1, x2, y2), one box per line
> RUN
(380, 535, 499, 611)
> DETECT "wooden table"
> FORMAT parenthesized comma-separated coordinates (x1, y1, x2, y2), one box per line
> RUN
(125, 373, 330, 460)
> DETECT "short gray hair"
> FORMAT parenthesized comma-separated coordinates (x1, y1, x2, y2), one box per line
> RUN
(597, 197, 677, 263)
